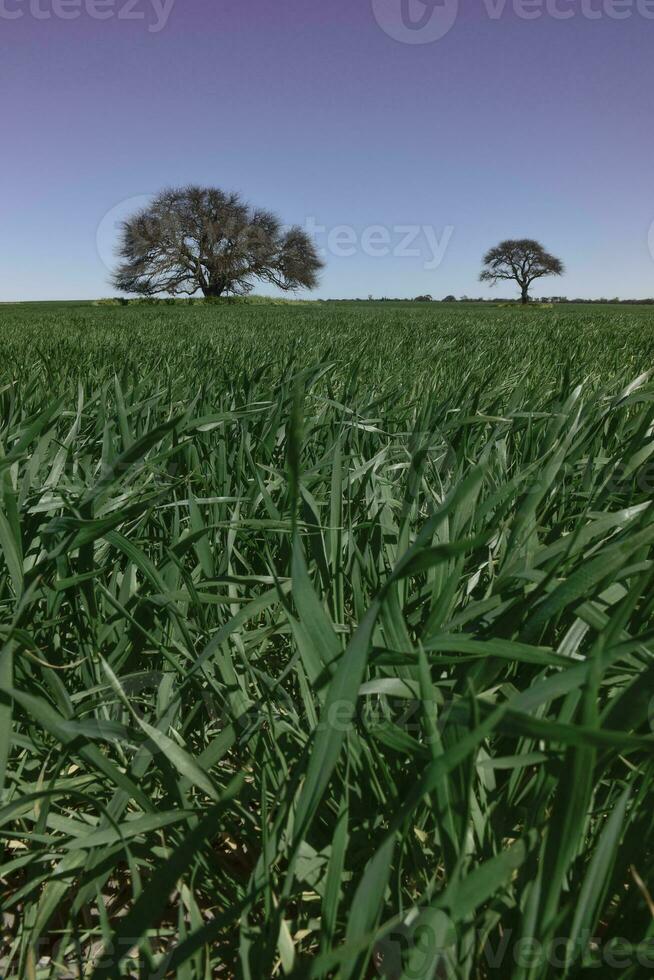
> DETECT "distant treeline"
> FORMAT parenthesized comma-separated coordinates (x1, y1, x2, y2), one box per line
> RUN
(93, 295, 312, 307)
(343, 295, 654, 305)
(94, 295, 654, 307)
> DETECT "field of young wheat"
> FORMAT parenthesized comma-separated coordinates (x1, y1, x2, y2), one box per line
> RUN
(1, 301, 654, 979)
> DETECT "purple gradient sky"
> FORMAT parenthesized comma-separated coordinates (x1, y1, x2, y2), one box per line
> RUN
(1, 0, 653, 300)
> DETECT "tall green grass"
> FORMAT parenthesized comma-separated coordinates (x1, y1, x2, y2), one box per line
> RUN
(1, 303, 654, 978)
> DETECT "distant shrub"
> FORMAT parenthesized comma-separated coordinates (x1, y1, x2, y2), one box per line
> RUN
(91, 293, 318, 309)
(202, 295, 230, 305)
(202, 294, 312, 307)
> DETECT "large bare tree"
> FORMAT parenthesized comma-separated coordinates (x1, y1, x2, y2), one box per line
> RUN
(480, 239, 564, 305)
(112, 186, 323, 298)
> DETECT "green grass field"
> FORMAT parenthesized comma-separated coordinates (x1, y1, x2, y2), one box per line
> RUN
(2, 301, 654, 978)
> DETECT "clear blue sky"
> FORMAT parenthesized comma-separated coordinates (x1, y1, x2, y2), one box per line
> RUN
(2, 0, 653, 300)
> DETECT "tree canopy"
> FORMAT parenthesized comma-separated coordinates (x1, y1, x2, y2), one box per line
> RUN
(112, 186, 323, 298)
(480, 239, 564, 304)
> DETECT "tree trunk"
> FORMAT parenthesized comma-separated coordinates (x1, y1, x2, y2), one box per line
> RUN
(202, 282, 226, 298)
(520, 284, 529, 305)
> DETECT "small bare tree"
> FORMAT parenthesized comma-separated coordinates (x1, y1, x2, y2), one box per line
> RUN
(112, 186, 323, 298)
(480, 239, 564, 305)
